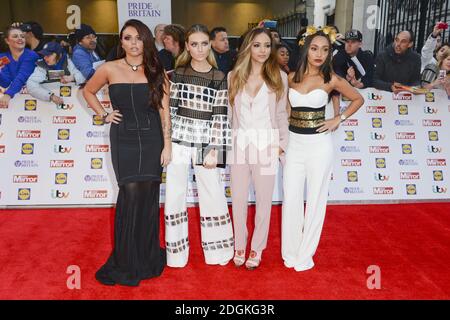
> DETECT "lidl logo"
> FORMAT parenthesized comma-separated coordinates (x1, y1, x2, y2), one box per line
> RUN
(91, 158, 103, 169)
(433, 170, 443, 181)
(347, 171, 358, 182)
(57, 129, 70, 140)
(345, 131, 354, 141)
(55, 173, 68, 185)
(225, 186, 232, 197)
(92, 115, 105, 126)
(406, 184, 417, 195)
(59, 86, 72, 97)
(398, 105, 408, 115)
(21, 143, 34, 155)
(425, 92, 435, 102)
(402, 144, 412, 154)
(372, 118, 382, 128)
(375, 158, 386, 169)
(18, 188, 31, 200)
(24, 99, 37, 111)
(428, 131, 439, 141)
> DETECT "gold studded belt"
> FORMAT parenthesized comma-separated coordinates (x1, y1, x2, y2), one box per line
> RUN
(289, 106, 326, 134)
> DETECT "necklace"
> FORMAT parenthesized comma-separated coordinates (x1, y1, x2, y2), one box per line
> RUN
(124, 58, 143, 71)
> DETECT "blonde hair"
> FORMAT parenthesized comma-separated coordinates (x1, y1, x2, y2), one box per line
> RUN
(229, 27, 283, 106)
(175, 24, 217, 69)
(438, 48, 450, 69)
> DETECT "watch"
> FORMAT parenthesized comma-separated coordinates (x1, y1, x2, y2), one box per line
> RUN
(339, 113, 347, 122)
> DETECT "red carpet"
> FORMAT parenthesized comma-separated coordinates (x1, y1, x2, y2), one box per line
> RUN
(0, 203, 449, 300)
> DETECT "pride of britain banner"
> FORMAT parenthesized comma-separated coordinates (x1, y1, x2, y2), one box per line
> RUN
(117, 0, 172, 33)
(0, 83, 448, 207)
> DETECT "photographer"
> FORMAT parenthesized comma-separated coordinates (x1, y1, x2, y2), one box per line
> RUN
(26, 42, 85, 104)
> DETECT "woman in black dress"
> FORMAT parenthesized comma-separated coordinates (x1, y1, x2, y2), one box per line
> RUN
(83, 19, 172, 286)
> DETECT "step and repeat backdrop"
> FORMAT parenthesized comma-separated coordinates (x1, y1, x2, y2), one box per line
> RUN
(0, 84, 449, 206)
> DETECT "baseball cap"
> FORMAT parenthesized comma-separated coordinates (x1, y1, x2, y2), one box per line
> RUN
(344, 29, 363, 42)
(20, 21, 44, 39)
(38, 42, 64, 56)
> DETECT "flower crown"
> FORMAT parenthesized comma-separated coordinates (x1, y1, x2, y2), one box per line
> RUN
(298, 25, 337, 46)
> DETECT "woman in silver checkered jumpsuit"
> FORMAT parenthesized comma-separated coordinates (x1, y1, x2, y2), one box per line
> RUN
(164, 24, 234, 267)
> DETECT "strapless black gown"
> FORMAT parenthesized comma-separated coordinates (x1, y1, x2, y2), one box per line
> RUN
(95, 83, 166, 286)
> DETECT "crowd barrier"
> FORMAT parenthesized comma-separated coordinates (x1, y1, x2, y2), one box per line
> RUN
(0, 83, 448, 207)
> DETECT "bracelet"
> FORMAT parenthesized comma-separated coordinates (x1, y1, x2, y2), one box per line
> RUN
(102, 112, 110, 123)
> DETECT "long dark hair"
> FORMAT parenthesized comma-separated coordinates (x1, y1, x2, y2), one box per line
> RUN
(117, 19, 166, 110)
(293, 31, 333, 84)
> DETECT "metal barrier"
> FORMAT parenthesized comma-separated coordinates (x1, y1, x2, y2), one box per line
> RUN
(375, 0, 450, 56)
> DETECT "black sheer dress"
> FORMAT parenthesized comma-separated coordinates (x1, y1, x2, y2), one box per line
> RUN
(95, 83, 166, 286)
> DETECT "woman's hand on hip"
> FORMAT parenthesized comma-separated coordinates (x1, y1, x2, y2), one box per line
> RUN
(105, 110, 122, 124)
(316, 116, 341, 133)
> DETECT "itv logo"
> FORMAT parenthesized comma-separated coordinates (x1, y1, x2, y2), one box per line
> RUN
(367, 93, 383, 100)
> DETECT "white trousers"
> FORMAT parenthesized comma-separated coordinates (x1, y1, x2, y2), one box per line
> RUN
(282, 131, 333, 271)
(164, 142, 234, 267)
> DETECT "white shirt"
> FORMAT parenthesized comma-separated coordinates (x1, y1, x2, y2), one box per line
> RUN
(236, 82, 274, 150)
